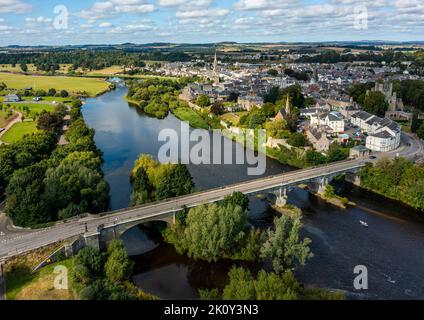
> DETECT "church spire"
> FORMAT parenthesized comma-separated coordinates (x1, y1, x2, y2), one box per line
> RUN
(213, 50, 218, 73)
(285, 95, 290, 115)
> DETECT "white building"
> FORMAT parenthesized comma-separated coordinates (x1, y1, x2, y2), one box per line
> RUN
(350, 111, 401, 152)
(310, 111, 345, 133)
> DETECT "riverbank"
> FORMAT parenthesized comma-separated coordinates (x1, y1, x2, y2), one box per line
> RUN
(78, 85, 424, 299)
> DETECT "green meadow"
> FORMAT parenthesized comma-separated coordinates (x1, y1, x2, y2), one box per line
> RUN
(0, 72, 110, 96)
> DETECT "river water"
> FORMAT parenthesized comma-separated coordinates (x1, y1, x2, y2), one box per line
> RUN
(82, 84, 424, 300)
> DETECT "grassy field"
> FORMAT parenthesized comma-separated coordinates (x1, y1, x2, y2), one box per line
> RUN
(21, 96, 72, 103)
(220, 112, 246, 126)
(172, 107, 209, 129)
(0, 64, 38, 73)
(0, 72, 110, 96)
(6, 259, 77, 300)
(7, 102, 56, 116)
(86, 65, 125, 75)
(0, 109, 13, 127)
(1, 121, 39, 143)
(0, 64, 72, 75)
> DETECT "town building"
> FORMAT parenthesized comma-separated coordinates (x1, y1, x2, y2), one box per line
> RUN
(349, 145, 371, 159)
(310, 111, 345, 133)
(305, 126, 333, 153)
(371, 81, 413, 121)
(274, 96, 292, 122)
(4, 94, 21, 102)
(350, 111, 401, 152)
(238, 95, 264, 111)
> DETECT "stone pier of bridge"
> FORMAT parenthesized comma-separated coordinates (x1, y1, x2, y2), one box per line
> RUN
(270, 170, 362, 208)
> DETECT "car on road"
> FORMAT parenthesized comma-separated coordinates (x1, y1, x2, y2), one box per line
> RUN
(369, 156, 377, 159)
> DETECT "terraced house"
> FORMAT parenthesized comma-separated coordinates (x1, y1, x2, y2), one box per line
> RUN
(350, 111, 401, 152)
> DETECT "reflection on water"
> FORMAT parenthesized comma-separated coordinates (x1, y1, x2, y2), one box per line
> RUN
(83, 85, 291, 210)
(83, 85, 424, 300)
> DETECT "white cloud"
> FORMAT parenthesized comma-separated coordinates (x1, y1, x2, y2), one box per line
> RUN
(115, 4, 155, 13)
(0, 0, 32, 13)
(176, 8, 229, 19)
(99, 22, 113, 27)
(25, 16, 52, 24)
(158, 0, 212, 7)
(76, 0, 155, 20)
(110, 23, 154, 33)
(233, 0, 271, 10)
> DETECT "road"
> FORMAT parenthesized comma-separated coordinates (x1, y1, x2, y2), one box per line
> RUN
(0, 159, 365, 259)
(0, 132, 422, 260)
(0, 111, 22, 143)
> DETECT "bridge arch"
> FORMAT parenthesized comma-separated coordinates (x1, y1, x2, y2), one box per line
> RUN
(98, 212, 175, 250)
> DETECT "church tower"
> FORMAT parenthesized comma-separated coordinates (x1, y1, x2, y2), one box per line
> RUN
(285, 95, 291, 115)
(212, 50, 220, 83)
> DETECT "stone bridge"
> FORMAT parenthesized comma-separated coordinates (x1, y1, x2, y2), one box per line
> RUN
(0, 159, 365, 260)
(81, 160, 363, 251)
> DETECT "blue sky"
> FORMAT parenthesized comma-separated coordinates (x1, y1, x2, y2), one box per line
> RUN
(0, 0, 423, 45)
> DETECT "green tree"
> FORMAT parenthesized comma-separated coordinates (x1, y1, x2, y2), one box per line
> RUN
(222, 267, 301, 300)
(326, 142, 349, 162)
(417, 122, 424, 139)
(37, 111, 64, 133)
(156, 164, 194, 200)
(248, 111, 267, 129)
(74, 247, 105, 283)
(222, 267, 256, 300)
(287, 132, 307, 147)
(105, 240, 134, 283)
(222, 192, 249, 211)
(260, 212, 313, 273)
(43, 152, 110, 216)
(60, 89, 69, 98)
(5, 162, 51, 227)
(210, 100, 225, 115)
(267, 69, 279, 77)
(47, 88, 57, 96)
(131, 166, 153, 205)
(363, 91, 388, 117)
(264, 120, 289, 139)
(264, 86, 280, 104)
(20, 63, 28, 72)
(305, 150, 327, 166)
(165, 203, 247, 262)
(196, 94, 211, 107)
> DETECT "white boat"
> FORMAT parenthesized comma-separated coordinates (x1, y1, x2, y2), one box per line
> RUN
(360, 220, 369, 228)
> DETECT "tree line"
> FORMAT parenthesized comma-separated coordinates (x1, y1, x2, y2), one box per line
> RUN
(126, 77, 195, 119)
(359, 158, 424, 212)
(0, 50, 191, 73)
(1, 99, 110, 227)
(297, 50, 407, 64)
(72, 240, 154, 300)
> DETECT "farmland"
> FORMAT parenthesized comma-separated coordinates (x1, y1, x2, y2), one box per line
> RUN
(0, 72, 111, 96)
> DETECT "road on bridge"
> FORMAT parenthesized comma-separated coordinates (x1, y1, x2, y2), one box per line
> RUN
(0, 159, 365, 259)
(0, 132, 422, 260)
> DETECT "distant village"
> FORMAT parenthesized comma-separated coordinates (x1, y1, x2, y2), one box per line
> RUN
(159, 51, 422, 156)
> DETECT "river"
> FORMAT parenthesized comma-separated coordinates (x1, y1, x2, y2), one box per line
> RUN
(82, 84, 424, 300)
